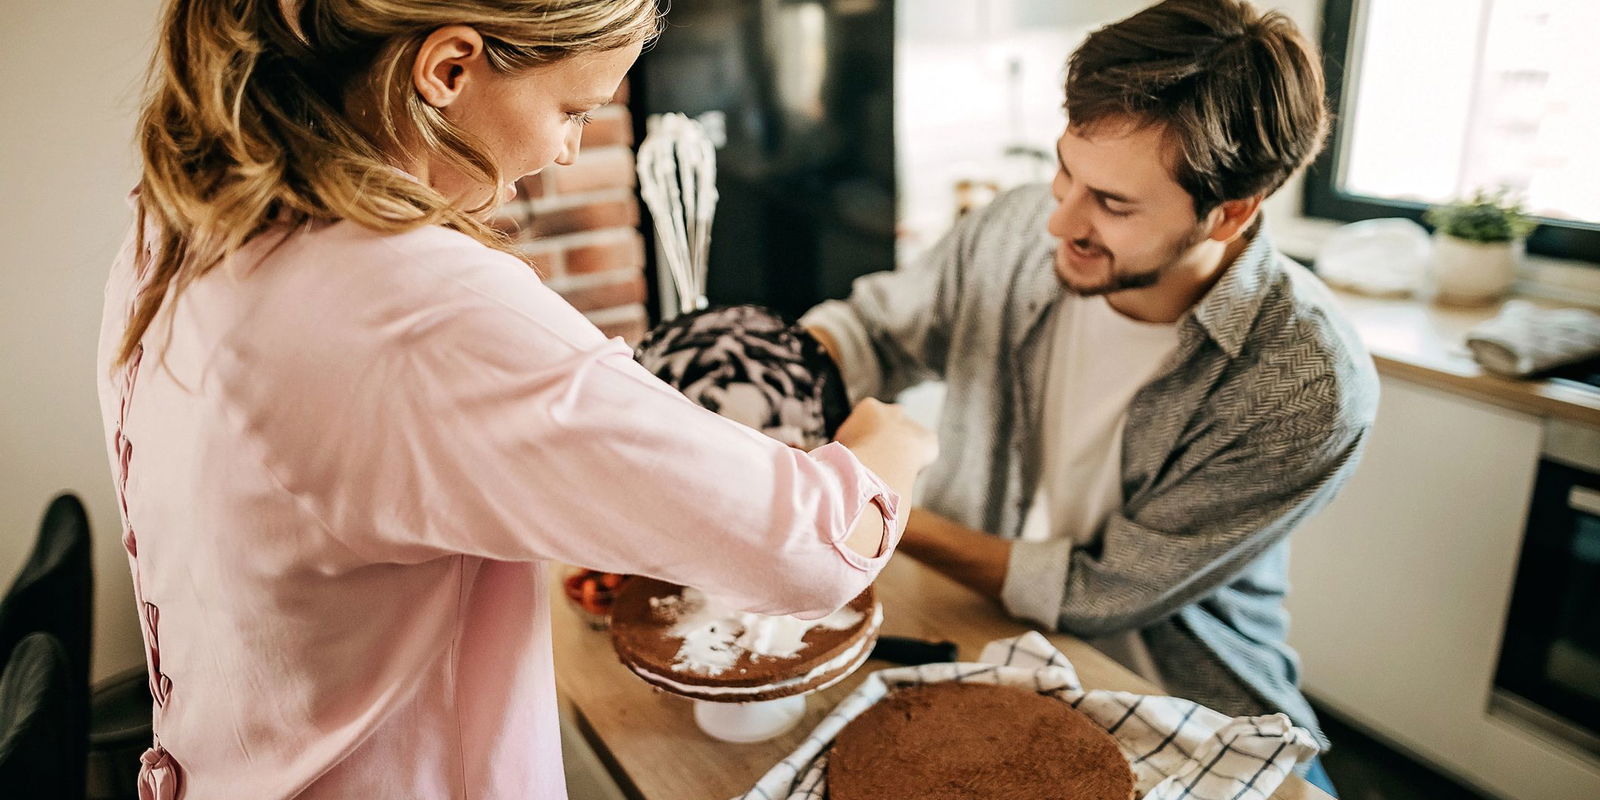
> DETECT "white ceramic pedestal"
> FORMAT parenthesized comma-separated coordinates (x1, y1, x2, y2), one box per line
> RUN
(692, 695, 807, 743)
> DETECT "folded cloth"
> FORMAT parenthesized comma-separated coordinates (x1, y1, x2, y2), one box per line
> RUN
(1466, 301, 1600, 378)
(738, 632, 1320, 800)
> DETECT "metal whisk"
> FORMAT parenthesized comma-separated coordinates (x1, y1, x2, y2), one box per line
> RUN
(636, 113, 719, 317)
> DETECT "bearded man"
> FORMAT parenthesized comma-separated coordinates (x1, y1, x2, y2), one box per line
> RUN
(803, 2, 1378, 790)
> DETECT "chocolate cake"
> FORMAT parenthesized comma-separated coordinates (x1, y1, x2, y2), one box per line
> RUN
(610, 577, 881, 702)
(828, 683, 1136, 799)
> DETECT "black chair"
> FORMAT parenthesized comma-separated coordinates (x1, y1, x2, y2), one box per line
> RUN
(0, 493, 94, 799)
(87, 668, 151, 800)
(0, 632, 75, 796)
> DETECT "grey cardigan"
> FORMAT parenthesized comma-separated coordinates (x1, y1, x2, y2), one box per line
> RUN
(802, 185, 1379, 746)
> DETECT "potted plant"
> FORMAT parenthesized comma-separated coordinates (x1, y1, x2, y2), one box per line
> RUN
(1423, 188, 1539, 306)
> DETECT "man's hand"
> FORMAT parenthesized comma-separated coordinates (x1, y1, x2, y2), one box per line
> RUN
(899, 508, 1011, 600)
(805, 325, 842, 368)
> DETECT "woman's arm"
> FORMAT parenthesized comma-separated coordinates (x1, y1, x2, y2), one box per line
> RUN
(831, 399, 937, 558)
(278, 252, 934, 618)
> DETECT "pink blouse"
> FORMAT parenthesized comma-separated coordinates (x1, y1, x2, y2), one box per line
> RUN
(96, 218, 899, 799)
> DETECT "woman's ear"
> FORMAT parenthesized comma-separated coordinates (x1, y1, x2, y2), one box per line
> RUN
(413, 25, 487, 109)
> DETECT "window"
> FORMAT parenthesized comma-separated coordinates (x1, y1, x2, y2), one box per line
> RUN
(1305, 0, 1600, 263)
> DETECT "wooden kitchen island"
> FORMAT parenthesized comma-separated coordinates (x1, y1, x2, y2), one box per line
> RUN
(552, 556, 1332, 800)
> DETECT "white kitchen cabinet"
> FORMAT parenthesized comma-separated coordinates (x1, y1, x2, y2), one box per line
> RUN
(1286, 375, 1600, 799)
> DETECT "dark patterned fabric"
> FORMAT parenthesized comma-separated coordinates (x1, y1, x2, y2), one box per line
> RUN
(635, 305, 849, 450)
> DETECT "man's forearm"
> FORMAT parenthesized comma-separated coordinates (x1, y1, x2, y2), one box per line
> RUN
(899, 508, 1011, 600)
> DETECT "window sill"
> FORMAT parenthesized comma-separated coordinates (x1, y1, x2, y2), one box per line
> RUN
(1271, 212, 1600, 310)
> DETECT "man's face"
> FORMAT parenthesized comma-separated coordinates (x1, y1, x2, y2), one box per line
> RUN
(1047, 117, 1211, 295)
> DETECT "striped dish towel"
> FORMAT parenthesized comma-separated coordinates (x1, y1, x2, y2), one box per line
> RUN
(736, 631, 1319, 800)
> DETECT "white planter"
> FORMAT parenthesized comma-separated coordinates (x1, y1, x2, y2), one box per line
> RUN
(1430, 233, 1524, 306)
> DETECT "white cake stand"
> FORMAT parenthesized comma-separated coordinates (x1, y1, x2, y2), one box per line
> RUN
(692, 694, 809, 743)
(687, 627, 882, 743)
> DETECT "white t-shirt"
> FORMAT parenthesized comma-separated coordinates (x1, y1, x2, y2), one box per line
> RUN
(1016, 294, 1181, 683)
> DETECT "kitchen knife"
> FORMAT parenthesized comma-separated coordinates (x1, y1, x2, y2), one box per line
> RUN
(871, 635, 958, 665)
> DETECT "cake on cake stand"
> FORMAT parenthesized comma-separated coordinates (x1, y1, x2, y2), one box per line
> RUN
(610, 577, 882, 742)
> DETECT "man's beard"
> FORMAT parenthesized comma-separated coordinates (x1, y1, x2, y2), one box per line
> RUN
(1060, 223, 1209, 297)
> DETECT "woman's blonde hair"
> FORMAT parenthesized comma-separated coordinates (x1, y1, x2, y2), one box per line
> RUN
(122, 0, 662, 366)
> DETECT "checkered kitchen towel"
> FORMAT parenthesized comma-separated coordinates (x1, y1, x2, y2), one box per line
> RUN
(736, 632, 1320, 800)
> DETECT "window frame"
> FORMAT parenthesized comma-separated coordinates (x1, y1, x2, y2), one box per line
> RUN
(1303, 0, 1600, 264)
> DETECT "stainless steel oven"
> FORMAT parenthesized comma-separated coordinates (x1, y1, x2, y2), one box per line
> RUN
(1493, 418, 1600, 758)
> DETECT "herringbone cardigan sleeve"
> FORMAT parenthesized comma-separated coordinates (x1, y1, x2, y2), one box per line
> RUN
(1013, 374, 1374, 638)
(799, 206, 982, 402)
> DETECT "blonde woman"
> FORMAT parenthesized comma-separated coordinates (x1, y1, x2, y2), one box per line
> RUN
(97, 1, 935, 797)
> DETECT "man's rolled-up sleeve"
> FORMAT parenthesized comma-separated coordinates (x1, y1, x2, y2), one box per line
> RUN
(1001, 537, 1072, 628)
(800, 203, 984, 402)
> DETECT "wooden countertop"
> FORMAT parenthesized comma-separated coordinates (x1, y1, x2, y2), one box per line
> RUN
(1329, 289, 1600, 427)
(552, 556, 1331, 800)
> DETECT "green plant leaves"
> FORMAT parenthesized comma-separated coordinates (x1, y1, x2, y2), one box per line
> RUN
(1423, 187, 1539, 242)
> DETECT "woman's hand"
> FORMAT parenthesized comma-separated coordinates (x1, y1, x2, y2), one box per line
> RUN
(834, 398, 938, 475)
(831, 398, 938, 557)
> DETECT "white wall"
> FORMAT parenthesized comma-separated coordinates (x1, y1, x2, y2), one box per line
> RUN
(1, 0, 161, 682)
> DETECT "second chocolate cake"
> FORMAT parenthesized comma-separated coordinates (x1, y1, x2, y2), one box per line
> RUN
(828, 682, 1137, 799)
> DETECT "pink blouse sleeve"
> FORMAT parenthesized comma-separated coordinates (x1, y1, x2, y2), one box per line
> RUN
(279, 245, 899, 618)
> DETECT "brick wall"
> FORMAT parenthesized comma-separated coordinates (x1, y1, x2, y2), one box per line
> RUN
(492, 84, 650, 344)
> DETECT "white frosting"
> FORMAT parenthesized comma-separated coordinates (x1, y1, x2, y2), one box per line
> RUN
(630, 603, 884, 698)
(651, 588, 867, 676)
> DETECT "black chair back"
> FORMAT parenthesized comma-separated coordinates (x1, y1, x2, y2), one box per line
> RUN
(0, 493, 93, 799)
(0, 632, 75, 796)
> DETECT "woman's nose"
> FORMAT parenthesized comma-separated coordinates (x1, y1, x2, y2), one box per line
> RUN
(555, 125, 583, 167)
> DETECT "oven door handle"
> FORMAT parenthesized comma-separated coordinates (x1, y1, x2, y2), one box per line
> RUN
(1570, 485, 1600, 518)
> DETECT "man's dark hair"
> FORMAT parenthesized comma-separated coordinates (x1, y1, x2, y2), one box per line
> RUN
(1065, 0, 1329, 218)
